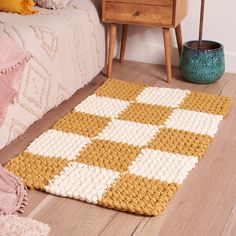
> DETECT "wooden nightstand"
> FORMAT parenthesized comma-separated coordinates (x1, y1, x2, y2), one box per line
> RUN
(102, 0, 188, 83)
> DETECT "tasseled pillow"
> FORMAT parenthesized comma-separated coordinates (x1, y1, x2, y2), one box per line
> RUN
(37, 0, 70, 9)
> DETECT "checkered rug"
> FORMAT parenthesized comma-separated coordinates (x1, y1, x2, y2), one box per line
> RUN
(6, 79, 232, 216)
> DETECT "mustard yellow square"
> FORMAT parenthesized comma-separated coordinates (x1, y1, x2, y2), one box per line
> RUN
(76, 140, 141, 172)
(95, 79, 147, 101)
(119, 103, 173, 125)
(148, 128, 212, 159)
(99, 174, 178, 216)
(5, 152, 69, 190)
(53, 111, 111, 138)
(180, 91, 233, 116)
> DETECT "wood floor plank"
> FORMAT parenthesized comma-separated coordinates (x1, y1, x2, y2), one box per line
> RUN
(21, 190, 49, 217)
(33, 197, 117, 236)
(221, 202, 236, 236)
(1, 61, 236, 236)
(229, 224, 236, 236)
(27, 195, 54, 218)
(98, 212, 143, 236)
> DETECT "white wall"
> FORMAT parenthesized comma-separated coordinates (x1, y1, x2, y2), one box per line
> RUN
(117, 0, 236, 73)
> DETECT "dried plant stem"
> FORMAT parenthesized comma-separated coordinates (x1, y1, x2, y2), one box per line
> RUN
(198, 0, 205, 49)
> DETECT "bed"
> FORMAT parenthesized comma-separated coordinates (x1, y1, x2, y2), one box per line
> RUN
(0, 0, 105, 149)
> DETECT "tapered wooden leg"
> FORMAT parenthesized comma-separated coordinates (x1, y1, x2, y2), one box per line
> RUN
(163, 28, 172, 83)
(107, 24, 117, 78)
(175, 24, 183, 56)
(120, 24, 128, 63)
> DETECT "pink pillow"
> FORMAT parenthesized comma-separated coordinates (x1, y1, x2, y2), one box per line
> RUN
(0, 67, 24, 125)
(0, 36, 30, 126)
(0, 73, 17, 125)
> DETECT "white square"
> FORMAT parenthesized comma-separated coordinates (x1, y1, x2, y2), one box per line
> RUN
(27, 129, 91, 160)
(97, 119, 159, 147)
(136, 87, 190, 108)
(129, 149, 198, 184)
(45, 162, 120, 204)
(164, 109, 223, 137)
(74, 94, 130, 118)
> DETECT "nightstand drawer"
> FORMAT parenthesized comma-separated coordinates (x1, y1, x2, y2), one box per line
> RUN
(105, 2, 173, 26)
(106, 0, 173, 7)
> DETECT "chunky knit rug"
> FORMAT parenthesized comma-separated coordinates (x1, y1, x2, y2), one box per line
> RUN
(0, 215, 50, 236)
(6, 79, 232, 216)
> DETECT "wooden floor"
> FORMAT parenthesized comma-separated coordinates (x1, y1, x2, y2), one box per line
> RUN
(1, 60, 236, 236)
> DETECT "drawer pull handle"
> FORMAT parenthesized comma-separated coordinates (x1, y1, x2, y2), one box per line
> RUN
(133, 11, 141, 17)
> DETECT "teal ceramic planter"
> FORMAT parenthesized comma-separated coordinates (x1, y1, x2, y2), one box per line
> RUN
(179, 40, 225, 84)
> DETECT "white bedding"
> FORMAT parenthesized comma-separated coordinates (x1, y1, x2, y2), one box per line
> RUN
(0, 0, 105, 149)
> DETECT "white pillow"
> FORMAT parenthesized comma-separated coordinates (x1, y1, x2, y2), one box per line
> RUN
(37, 0, 70, 9)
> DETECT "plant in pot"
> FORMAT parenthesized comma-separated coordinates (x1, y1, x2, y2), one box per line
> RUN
(179, 0, 225, 84)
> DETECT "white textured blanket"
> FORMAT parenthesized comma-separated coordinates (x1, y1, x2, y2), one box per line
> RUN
(0, 0, 105, 149)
